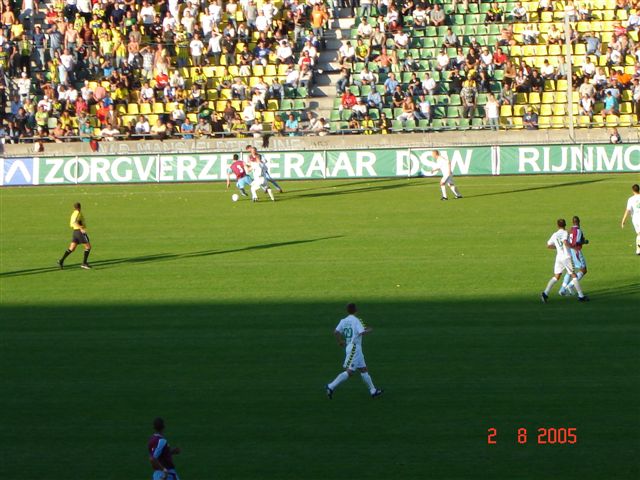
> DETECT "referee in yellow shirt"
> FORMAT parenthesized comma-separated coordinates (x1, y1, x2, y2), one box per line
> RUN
(58, 202, 92, 270)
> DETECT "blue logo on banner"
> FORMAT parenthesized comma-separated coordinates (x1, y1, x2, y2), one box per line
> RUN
(2, 158, 35, 186)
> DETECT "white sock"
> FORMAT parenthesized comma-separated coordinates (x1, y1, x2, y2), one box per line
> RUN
(636, 233, 640, 253)
(450, 184, 461, 197)
(440, 185, 447, 198)
(570, 277, 584, 297)
(328, 371, 349, 390)
(267, 188, 274, 201)
(360, 372, 376, 394)
(544, 277, 557, 295)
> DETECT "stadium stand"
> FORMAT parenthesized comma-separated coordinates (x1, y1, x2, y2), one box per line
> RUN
(0, 0, 638, 142)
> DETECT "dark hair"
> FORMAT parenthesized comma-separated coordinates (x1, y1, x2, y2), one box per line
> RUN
(633, 184, 639, 193)
(74, 202, 81, 209)
(346, 303, 357, 314)
(573, 216, 580, 225)
(557, 218, 567, 228)
(233, 154, 239, 160)
(153, 417, 165, 432)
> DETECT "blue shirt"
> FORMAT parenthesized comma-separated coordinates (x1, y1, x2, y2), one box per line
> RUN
(181, 122, 194, 139)
(604, 95, 619, 111)
(384, 78, 398, 93)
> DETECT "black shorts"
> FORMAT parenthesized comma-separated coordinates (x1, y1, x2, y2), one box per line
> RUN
(72, 230, 90, 244)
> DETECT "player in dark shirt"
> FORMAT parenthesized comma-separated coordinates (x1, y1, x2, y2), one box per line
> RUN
(148, 417, 181, 480)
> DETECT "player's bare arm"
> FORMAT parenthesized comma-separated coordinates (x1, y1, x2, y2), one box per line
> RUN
(621, 209, 629, 228)
(226, 173, 231, 188)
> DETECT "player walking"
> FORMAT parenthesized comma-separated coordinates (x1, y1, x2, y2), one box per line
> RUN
(57, 202, 92, 270)
(226, 153, 252, 197)
(620, 183, 640, 255)
(325, 303, 384, 399)
(148, 417, 181, 480)
(246, 145, 283, 193)
(559, 216, 589, 296)
(248, 155, 275, 202)
(429, 150, 462, 200)
(541, 219, 589, 303)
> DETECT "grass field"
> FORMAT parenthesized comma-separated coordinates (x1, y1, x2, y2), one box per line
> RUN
(1, 174, 639, 480)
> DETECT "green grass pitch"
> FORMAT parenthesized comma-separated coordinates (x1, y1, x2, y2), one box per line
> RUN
(1, 174, 638, 480)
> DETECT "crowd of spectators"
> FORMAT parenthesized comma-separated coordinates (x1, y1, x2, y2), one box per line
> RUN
(333, 0, 640, 133)
(0, 0, 334, 144)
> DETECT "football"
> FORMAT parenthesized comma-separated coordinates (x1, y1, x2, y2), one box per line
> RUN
(231, 194, 239, 202)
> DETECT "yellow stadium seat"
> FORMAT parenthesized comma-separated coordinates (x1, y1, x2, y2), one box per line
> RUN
(148, 115, 158, 124)
(262, 111, 274, 123)
(577, 115, 591, 128)
(127, 103, 139, 115)
(574, 44, 586, 55)
(605, 115, 620, 126)
(552, 104, 566, 116)
(153, 103, 164, 114)
(542, 92, 555, 103)
(511, 116, 524, 129)
(619, 114, 633, 126)
(140, 103, 151, 115)
(555, 92, 567, 103)
(540, 104, 553, 116)
(500, 105, 513, 116)
(539, 116, 551, 129)
(529, 92, 541, 104)
(551, 116, 565, 128)
(557, 79, 568, 91)
(620, 102, 632, 114)
(252, 65, 264, 77)
(514, 104, 528, 116)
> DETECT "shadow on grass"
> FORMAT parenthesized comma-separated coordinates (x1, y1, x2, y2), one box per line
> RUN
(276, 178, 424, 201)
(467, 178, 609, 198)
(0, 236, 343, 278)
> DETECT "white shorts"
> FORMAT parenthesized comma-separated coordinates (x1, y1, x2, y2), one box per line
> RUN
(153, 470, 179, 480)
(251, 177, 267, 190)
(632, 219, 640, 234)
(343, 343, 366, 370)
(554, 257, 574, 275)
(441, 175, 455, 186)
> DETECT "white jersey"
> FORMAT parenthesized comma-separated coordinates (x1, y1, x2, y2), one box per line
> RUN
(548, 229, 571, 261)
(250, 160, 266, 180)
(435, 156, 452, 178)
(335, 314, 366, 346)
(626, 194, 640, 223)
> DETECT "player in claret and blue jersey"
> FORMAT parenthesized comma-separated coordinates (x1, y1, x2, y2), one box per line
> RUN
(226, 153, 252, 197)
(559, 216, 589, 296)
(148, 417, 181, 480)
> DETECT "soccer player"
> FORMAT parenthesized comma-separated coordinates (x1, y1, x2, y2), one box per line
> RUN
(429, 149, 462, 200)
(148, 417, 181, 480)
(246, 145, 283, 193)
(58, 202, 92, 270)
(226, 153, 252, 197)
(541, 219, 589, 303)
(621, 183, 640, 255)
(559, 216, 589, 296)
(325, 303, 384, 399)
(248, 155, 275, 202)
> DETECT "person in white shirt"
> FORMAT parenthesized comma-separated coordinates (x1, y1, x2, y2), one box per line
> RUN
(621, 183, 640, 255)
(17, 72, 30, 99)
(248, 155, 275, 202)
(325, 303, 383, 400)
(541, 219, 588, 302)
(485, 93, 500, 131)
(189, 33, 204, 66)
(255, 10, 269, 32)
(581, 55, 596, 77)
(338, 41, 356, 65)
(430, 150, 462, 200)
(421, 73, 436, 95)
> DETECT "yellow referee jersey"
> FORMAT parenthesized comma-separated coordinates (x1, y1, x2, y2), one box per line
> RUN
(70, 210, 86, 230)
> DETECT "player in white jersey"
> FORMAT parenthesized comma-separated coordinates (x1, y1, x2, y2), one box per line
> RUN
(246, 145, 283, 193)
(325, 303, 383, 399)
(429, 149, 462, 200)
(541, 219, 589, 303)
(620, 183, 640, 255)
(248, 156, 275, 202)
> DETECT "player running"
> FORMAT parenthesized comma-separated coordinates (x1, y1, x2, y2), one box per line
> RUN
(429, 150, 462, 200)
(226, 153, 252, 197)
(541, 219, 589, 303)
(621, 183, 640, 255)
(248, 155, 275, 202)
(246, 145, 283, 193)
(559, 216, 589, 296)
(57, 202, 92, 270)
(148, 417, 181, 480)
(325, 303, 383, 399)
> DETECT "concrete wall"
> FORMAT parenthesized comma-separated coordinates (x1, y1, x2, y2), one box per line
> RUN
(3, 128, 636, 157)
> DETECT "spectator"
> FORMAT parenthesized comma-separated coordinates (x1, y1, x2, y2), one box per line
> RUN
(443, 28, 460, 49)
(511, 1, 529, 22)
(460, 80, 477, 118)
(272, 113, 285, 136)
(397, 96, 416, 124)
(351, 98, 368, 121)
(610, 127, 622, 143)
(377, 112, 391, 134)
(285, 113, 299, 136)
(601, 90, 620, 117)
(181, 117, 195, 139)
(366, 88, 383, 109)
(415, 94, 432, 124)
(486, 3, 504, 23)
(579, 94, 594, 124)
(430, 4, 445, 26)
(339, 89, 358, 112)
(338, 41, 356, 66)
(422, 73, 437, 95)
(361, 113, 375, 135)
(485, 93, 500, 131)
(195, 117, 212, 137)
(583, 31, 602, 57)
(523, 107, 539, 129)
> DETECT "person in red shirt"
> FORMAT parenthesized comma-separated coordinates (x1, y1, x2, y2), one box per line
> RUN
(340, 90, 357, 112)
(96, 101, 110, 126)
(226, 153, 252, 197)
